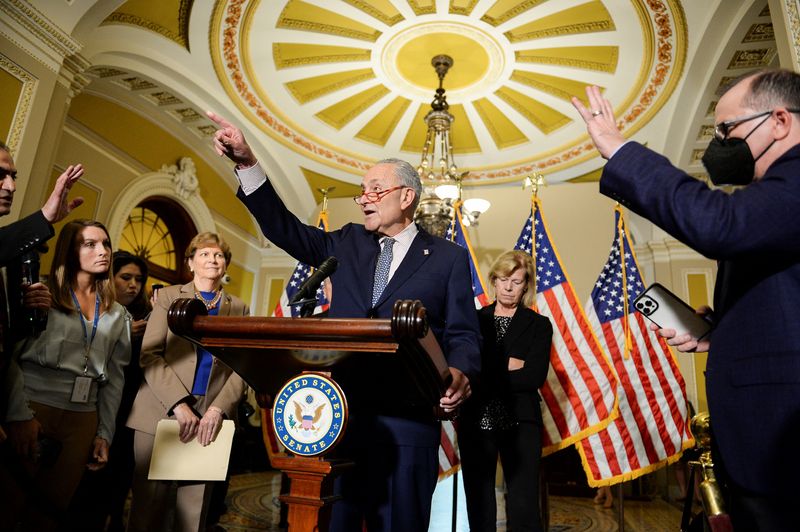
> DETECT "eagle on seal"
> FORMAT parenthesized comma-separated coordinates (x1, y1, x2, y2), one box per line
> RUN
(294, 401, 325, 431)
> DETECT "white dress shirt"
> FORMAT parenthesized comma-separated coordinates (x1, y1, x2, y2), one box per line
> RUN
(235, 162, 267, 195)
(380, 222, 418, 281)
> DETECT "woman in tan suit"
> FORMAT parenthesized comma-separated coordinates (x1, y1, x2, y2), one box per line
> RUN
(126, 232, 248, 532)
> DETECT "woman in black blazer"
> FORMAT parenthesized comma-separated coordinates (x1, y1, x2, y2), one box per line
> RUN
(459, 250, 553, 532)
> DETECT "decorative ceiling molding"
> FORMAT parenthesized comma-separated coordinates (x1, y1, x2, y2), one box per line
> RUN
(86, 65, 220, 140)
(0, 0, 83, 73)
(0, 53, 37, 156)
(448, 0, 480, 17)
(342, 0, 404, 26)
(59, 53, 92, 99)
(781, 0, 800, 67)
(102, 0, 193, 51)
(515, 46, 619, 73)
(272, 43, 371, 69)
(209, 0, 688, 184)
(481, 0, 549, 27)
(276, 0, 381, 41)
(503, 1, 615, 43)
(743, 21, 775, 42)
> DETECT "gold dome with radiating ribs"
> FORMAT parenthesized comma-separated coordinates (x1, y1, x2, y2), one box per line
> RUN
(209, 0, 687, 184)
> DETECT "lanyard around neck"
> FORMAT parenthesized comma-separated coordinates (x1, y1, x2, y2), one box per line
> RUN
(70, 288, 100, 374)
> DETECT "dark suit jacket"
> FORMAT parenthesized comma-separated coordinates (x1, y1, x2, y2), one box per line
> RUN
(464, 304, 552, 425)
(0, 211, 53, 330)
(238, 178, 481, 446)
(0, 211, 52, 267)
(602, 141, 800, 496)
(0, 211, 53, 420)
(0, 212, 53, 348)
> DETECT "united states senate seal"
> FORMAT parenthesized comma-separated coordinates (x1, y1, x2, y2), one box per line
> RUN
(272, 373, 348, 457)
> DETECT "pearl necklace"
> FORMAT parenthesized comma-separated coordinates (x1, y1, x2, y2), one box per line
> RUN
(194, 287, 222, 310)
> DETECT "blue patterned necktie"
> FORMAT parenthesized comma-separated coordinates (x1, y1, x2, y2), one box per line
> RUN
(371, 237, 395, 307)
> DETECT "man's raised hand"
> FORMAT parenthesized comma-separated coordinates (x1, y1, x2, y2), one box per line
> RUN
(206, 111, 257, 168)
(41, 164, 84, 223)
(570, 85, 626, 159)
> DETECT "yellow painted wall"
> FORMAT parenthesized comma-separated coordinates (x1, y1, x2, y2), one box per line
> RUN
(0, 67, 22, 142)
(687, 272, 711, 414)
(225, 261, 255, 308)
(66, 93, 257, 237)
(268, 277, 286, 315)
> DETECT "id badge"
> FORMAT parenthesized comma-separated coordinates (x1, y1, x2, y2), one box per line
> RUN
(71, 375, 92, 403)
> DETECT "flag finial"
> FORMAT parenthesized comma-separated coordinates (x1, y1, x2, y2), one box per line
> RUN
(317, 187, 335, 213)
(524, 173, 546, 198)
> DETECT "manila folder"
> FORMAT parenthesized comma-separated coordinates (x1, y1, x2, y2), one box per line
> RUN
(148, 419, 234, 481)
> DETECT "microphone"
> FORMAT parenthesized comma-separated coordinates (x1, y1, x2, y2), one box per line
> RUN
(20, 247, 48, 335)
(290, 256, 338, 305)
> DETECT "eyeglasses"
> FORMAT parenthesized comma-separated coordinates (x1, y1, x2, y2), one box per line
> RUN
(713, 110, 773, 141)
(713, 108, 800, 140)
(353, 185, 405, 205)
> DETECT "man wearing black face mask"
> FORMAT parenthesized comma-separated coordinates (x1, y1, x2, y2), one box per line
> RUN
(571, 69, 800, 530)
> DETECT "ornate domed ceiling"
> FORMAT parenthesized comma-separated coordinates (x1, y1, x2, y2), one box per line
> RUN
(209, 0, 687, 184)
(36, 0, 777, 212)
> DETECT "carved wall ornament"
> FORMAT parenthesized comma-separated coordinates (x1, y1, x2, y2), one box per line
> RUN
(160, 156, 200, 200)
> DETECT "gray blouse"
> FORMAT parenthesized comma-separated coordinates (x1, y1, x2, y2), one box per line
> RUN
(6, 301, 131, 443)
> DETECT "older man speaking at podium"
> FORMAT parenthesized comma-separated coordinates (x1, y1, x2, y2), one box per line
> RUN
(208, 111, 481, 532)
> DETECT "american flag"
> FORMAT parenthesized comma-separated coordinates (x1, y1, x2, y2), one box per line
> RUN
(433, 206, 491, 479)
(272, 213, 330, 317)
(515, 197, 618, 454)
(577, 206, 692, 485)
(445, 207, 491, 309)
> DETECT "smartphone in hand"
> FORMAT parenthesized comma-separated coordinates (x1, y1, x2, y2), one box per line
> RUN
(633, 283, 712, 340)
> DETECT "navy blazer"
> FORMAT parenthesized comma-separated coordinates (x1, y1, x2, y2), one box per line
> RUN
(0, 211, 52, 266)
(602, 141, 800, 496)
(238, 178, 481, 446)
(0, 211, 53, 351)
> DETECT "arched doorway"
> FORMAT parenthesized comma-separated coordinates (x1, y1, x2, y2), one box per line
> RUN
(118, 197, 197, 287)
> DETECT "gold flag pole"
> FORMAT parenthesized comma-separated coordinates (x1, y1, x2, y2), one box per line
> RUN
(317, 187, 334, 215)
(615, 203, 633, 359)
(523, 173, 546, 309)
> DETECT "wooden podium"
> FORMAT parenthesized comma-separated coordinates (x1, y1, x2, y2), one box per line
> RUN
(167, 298, 453, 531)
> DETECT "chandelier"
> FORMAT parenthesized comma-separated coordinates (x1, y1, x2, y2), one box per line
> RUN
(414, 55, 490, 237)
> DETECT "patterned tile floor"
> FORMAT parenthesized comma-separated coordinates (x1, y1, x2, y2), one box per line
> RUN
(217, 471, 683, 531)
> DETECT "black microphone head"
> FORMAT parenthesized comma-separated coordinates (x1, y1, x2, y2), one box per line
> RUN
(317, 256, 338, 275)
(288, 256, 338, 306)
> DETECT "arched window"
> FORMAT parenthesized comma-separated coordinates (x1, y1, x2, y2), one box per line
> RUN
(119, 197, 196, 286)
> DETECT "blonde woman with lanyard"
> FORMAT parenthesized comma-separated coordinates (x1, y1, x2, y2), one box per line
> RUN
(127, 232, 248, 532)
(0, 219, 131, 531)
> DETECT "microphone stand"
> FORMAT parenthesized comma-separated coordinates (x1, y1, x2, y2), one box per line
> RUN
(292, 297, 319, 318)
